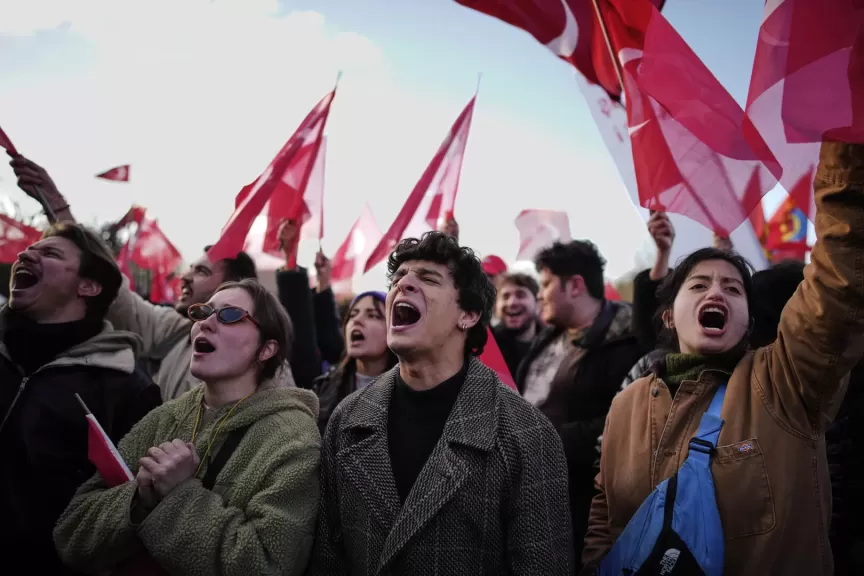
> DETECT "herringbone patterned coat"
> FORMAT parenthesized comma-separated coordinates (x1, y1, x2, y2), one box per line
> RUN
(306, 356, 574, 575)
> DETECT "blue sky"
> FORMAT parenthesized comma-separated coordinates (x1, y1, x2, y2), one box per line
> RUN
(0, 0, 773, 290)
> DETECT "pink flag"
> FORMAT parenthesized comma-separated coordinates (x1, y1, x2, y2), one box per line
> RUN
(742, 0, 846, 200)
(0, 124, 18, 155)
(0, 213, 42, 264)
(331, 204, 382, 294)
(96, 165, 130, 182)
(365, 95, 476, 273)
(76, 394, 133, 487)
(130, 218, 182, 276)
(478, 327, 517, 390)
(514, 209, 571, 262)
(209, 88, 336, 262)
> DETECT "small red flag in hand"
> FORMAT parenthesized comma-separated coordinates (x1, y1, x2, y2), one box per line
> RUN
(75, 394, 133, 487)
(96, 165, 130, 182)
(0, 124, 18, 155)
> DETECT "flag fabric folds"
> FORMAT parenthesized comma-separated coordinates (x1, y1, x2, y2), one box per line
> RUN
(208, 88, 336, 263)
(365, 95, 476, 273)
(331, 204, 382, 294)
(514, 209, 571, 262)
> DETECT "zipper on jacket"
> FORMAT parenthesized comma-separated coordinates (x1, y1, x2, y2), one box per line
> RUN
(650, 376, 675, 484)
(0, 375, 29, 434)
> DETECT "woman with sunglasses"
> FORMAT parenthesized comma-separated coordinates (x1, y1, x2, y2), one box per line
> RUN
(54, 279, 321, 576)
(313, 291, 398, 433)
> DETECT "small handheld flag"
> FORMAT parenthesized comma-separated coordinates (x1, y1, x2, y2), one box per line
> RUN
(96, 165, 130, 182)
(75, 394, 133, 487)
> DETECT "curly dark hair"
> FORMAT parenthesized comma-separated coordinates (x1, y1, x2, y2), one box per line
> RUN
(654, 247, 756, 351)
(387, 231, 496, 355)
(534, 240, 607, 300)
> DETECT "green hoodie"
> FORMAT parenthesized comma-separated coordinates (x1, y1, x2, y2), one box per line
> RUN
(54, 378, 321, 576)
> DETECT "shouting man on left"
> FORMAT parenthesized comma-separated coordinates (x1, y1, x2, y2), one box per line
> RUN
(0, 222, 161, 575)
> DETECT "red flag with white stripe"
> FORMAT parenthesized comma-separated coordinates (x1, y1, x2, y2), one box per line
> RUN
(76, 394, 133, 487)
(209, 88, 336, 262)
(96, 165, 130, 182)
(514, 209, 571, 262)
(331, 204, 382, 294)
(365, 95, 476, 272)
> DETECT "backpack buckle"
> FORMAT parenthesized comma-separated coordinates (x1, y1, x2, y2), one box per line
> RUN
(689, 438, 715, 455)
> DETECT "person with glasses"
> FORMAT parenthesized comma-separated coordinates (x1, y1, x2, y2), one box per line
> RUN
(54, 279, 321, 576)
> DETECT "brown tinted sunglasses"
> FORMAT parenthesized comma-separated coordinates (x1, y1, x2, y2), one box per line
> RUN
(187, 304, 259, 328)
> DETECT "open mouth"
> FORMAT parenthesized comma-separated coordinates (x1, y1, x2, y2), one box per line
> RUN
(193, 337, 216, 353)
(11, 268, 39, 290)
(698, 305, 728, 334)
(350, 329, 365, 343)
(392, 301, 421, 327)
(180, 284, 193, 299)
(503, 308, 524, 318)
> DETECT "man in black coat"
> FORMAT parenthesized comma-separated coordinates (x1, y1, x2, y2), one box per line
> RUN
(0, 221, 161, 575)
(307, 232, 574, 575)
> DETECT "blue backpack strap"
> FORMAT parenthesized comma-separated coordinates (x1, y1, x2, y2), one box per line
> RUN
(687, 383, 727, 465)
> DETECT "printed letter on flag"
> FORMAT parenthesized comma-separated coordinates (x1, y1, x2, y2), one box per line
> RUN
(365, 95, 476, 272)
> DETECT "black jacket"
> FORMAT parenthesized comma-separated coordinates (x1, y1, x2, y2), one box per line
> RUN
(514, 300, 643, 566)
(275, 267, 344, 389)
(492, 320, 543, 380)
(0, 318, 161, 575)
(312, 365, 353, 435)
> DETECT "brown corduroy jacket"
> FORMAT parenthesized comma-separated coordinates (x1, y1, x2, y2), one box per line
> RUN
(582, 142, 864, 576)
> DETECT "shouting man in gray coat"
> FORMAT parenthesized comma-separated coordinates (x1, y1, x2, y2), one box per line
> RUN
(307, 231, 574, 575)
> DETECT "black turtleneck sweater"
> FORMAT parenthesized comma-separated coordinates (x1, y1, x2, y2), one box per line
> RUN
(4, 311, 104, 374)
(387, 362, 467, 503)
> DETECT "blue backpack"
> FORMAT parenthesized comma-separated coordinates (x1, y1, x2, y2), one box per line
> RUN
(597, 383, 727, 576)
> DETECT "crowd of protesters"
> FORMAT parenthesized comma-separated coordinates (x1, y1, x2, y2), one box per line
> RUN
(0, 140, 862, 575)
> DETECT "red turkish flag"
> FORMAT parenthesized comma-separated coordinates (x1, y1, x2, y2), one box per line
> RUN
(0, 214, 42, 263)
(514, 209, 571, 262)
(596, 0, 779, 237)
(478, 327, 517, 390)
(365, 96, 476, 273)
(0, 124, 18, 155)
(96, 165, 130, 182)
(130, 218, 182, 276)
(331, 204, 382, 294)
(209, 88, 335, 262)
(455, 0, 665, 102)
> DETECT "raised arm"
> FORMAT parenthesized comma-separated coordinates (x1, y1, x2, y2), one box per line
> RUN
(767, 142, 864, 434)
